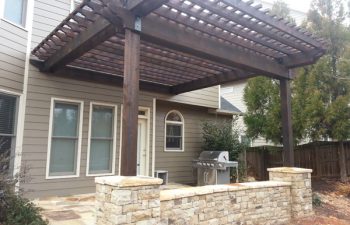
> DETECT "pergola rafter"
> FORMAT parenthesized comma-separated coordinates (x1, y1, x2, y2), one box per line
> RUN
(31, 0, 327, 174)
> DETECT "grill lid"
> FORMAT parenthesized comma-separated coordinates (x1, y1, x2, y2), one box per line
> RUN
(198, 151, 229, 162)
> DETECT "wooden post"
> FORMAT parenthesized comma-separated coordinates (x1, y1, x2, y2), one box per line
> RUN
(280, 78, 294, 166)
(339, 141, 348, 182)
(120, 29, 140, 176)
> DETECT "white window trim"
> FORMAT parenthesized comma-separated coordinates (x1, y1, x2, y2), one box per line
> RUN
(86, 102, 118, 177)
(164, 110, 185, 152)
(0, 89, 20, 174)
(0, 0, 29, 31)
(46, 97, 84, 179)
(118, 106, 151, 176)
(0, 88, 22, 97)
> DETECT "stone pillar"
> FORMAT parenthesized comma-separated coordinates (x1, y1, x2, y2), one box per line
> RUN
(268, 167, 313, 218)
(95, 176, 163, 225)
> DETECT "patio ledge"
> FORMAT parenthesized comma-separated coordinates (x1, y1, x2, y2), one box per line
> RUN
(160, 181, 291, 201)
(267, 167, 313, 174)
(95, 176, 163, 187)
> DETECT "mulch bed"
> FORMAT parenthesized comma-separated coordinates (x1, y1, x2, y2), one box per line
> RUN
(291, 178, 350, 225)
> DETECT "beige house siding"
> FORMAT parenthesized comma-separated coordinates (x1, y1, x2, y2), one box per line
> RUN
(0, 20, 27, 93)
(159, 86, 220, 109)
(21, 68, 226, 197)
(22, 66, 155, 198)
(155, 101, 230, 184)
(31, 0, 71, 47)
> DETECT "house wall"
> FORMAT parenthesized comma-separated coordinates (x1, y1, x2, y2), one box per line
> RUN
(0, 19, 27, 93)
(159, 86, 220, 109)
(31, 0, 71, 47)
(21, 75, 227, 198)
(22, 66, 156, 197)
(221, 81, 269, 147)
(155, 101, 230, 184)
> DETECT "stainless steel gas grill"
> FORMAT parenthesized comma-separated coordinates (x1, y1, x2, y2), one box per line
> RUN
(192, 151, 238, 186)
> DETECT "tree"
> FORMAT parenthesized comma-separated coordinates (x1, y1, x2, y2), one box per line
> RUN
(305, 0, 350, 182)
(271, 0, 296, 24)
(244, 0, 350, 181)
(243, 77, 282, 144)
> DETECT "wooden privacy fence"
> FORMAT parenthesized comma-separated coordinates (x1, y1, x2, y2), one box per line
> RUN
(246, 141, 350, 180)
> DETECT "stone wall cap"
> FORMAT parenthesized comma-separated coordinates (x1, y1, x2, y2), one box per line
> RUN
(267, 167, 313, 173)
(160, 181, 291, 201)
(238, 181, 291, 189)
(95, 176, 163, 187)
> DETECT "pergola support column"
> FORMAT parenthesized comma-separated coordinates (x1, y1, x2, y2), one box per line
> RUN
(280, 78, 294, 166)
(120, 29, 141, 176)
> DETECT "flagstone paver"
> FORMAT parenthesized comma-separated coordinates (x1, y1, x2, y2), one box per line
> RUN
(33, 183, 190, 225)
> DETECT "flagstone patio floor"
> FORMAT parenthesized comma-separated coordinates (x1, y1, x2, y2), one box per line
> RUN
(33, 183, 191, 225)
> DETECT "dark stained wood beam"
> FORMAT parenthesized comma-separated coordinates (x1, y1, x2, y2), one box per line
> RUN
(102, 4, 290, 78)
(102, 0, 167, 16)
(281, 49, 326, 68)
(30, 58, 171, 94)
(223, 0, 324, 49)
(139, 15, 289, 78)
(41, 18, 116, 72)
(191, 0, 308, 52)
(126, 0, 169, 16)
(171, 70, 257, 94)
(166, 0, 292, 55)
(280, 77, 294, 166)
(120, 29, 141, 176)
(41, 0, 166, 72)
(99, 4, 289, 77)
(154, 5, 279, 59)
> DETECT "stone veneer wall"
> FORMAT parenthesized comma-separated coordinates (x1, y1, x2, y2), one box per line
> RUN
(95, 167, 313, 225)
(268, 167, 313, 218)
(160, 182, 291, 224)
(95, 176, 163, 225)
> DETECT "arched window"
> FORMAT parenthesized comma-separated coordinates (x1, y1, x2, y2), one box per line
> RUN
(165, 110, 184, 152)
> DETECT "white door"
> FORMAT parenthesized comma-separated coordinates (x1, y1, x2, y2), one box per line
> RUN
(137, 118, 147, 176)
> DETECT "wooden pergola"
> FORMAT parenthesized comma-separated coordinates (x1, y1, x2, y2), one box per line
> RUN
(31, 0, 327, 175)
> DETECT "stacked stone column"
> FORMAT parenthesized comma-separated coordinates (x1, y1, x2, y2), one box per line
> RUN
(95, 176, 163, 225)
(268, 167, 313, 218)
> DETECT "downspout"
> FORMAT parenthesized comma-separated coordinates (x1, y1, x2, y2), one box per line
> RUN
(13, 0, 35, 191)
(152, 98, 156, 177)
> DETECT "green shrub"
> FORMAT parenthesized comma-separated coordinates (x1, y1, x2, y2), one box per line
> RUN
(202, 117, 248, 181)
(0, 149, 48, 225)
(312, 193, 322, 207)
(2, 195, 47, 225)
(202, 117, 247, 161)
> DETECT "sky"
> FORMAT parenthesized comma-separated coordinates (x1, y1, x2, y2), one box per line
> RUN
(262, 0, 313, 13)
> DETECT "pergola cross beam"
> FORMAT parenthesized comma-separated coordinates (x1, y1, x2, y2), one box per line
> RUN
(171, 70, 257, 94)
(140, 14, 289, 78)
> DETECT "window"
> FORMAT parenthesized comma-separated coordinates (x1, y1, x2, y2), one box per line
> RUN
(3, 0, 27, 27)
(47, 99, 83, 178)
(87, 103, 117, 176)
(0, 93, 18, 172)
(165, 110, 184, 152)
